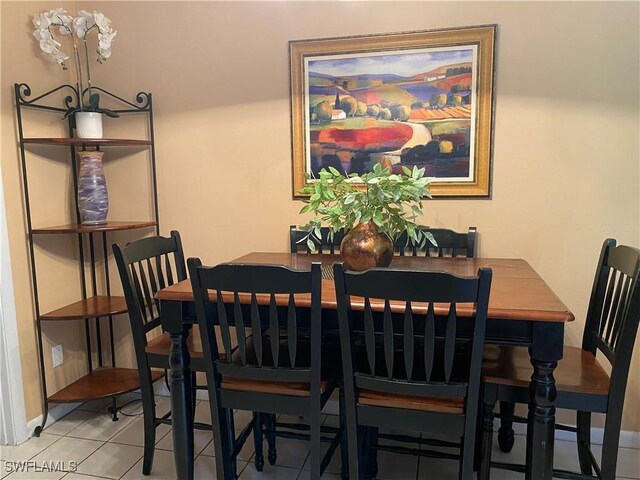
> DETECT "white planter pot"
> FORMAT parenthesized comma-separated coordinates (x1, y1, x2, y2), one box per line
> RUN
(75, 112, 103, 139)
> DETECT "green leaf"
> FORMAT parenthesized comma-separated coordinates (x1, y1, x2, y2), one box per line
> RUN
(88, 93, 100, 110)
(307, 238, 317, 252)
(425, 231, 437, 247)
(99, 108, 120, 118)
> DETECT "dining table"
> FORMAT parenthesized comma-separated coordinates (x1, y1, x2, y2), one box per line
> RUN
(156, 252, 574, 480)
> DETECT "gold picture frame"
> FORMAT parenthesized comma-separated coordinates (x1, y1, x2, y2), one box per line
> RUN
(290, 25, 496, 198)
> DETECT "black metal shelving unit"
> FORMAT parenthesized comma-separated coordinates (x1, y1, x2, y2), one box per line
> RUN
(14, 83, 160, 436)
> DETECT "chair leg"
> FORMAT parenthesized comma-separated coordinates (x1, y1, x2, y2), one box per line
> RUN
(210, 405, 234, 480)
(309, 407, 322, 480)
(339, 389, 349, 480)
(479, 397, 496, 480)
(576, 411, 592, 475)
(365, 427, 378, 479)
(140, 388, 156, 475)
(498, 401, 516, 453)
(356, 426, 367, 480)
(191, 372, 197, 416)
(460, 394, 481, 480)
(253, 413, 265, 471)
(600, 415, 623, 480)
(266, 414, 277, 465)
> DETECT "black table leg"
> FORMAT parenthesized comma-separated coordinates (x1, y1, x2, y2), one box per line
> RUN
(162, 300, 194, 480)
(526, 322, 563, 480)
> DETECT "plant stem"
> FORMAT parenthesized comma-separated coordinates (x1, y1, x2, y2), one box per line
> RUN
(72, 40, 84, 110)
(83, 38, 92, 99)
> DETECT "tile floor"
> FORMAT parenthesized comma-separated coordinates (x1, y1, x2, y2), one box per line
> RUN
(1, 394, 638, 479)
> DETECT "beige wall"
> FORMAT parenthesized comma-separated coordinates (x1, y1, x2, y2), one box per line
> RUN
(2, 1, 639, 432)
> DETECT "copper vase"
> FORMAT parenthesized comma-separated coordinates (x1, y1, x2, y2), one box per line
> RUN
(340, 221, 393, 271)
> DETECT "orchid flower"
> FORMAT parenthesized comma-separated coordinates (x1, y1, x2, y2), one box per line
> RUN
(32, 8, 116, 97)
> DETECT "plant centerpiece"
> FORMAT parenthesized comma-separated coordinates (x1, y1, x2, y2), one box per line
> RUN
(32, 8, 118, 138)
(298, 164, 436, 271)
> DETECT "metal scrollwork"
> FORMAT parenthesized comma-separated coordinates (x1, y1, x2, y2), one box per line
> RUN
(14, 83, 79, 112)
(90, 86, 151, 112)
(135, 92, 151, 109)
(15, 83, 151, 114)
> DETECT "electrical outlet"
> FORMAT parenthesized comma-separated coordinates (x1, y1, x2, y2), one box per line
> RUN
(52, 344, 63, 368)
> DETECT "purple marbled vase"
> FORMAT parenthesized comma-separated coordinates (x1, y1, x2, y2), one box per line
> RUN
(77, 151, 108, 225)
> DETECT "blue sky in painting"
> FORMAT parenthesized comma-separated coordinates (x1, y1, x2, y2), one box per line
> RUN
(309, 48, 474, 77)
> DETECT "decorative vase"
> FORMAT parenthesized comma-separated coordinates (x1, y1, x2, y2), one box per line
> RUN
(77, 151, 108, 225)
(75, 112, 103, 139)
(340, 221, 394, 271)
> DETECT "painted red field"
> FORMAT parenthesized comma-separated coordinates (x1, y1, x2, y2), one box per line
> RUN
(310, 123, 413, 152)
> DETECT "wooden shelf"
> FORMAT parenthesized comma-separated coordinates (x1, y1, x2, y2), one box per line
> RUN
(22, 138, 152, 147)
(39, 295, 128, 321)
(31, 220, 157, 235)
(48, 368, 165, 403)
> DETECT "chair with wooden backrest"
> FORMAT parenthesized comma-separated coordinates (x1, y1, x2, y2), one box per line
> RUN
(113, 231, 198, 475)
(394, 227, 477, 258)
(479, 239, 640, 480)
(333, 263, 492, 479)
(188, 259, 343, 480)
(289, 225, 345, 254)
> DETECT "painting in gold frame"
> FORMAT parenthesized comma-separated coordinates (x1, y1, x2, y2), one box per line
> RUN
(290, 25, 496, 198)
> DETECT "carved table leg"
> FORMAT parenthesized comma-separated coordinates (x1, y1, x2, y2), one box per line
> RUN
(526, 359, 557, 480)
(526, 321, 563, 480)
(163, 298, 194, 480)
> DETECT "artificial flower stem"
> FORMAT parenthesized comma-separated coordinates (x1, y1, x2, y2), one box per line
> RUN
(82, 38, 92, 99)
(72, 40, 84, 110)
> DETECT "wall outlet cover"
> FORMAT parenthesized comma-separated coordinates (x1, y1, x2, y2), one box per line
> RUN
(52, 344, 63, 368)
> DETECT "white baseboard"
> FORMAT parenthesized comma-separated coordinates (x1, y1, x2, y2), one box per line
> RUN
(25, 402, 82, 440)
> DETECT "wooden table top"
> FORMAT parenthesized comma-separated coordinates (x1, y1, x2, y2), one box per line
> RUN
(156, 253, 574, 323)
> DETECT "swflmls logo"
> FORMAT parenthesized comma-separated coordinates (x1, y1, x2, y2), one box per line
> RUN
(4, 461, 78, 473)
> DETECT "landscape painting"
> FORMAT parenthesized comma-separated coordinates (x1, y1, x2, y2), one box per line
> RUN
(290, 26, 496, 197)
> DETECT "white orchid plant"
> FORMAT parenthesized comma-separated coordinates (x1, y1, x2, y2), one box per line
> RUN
(32, 8, 118, 119)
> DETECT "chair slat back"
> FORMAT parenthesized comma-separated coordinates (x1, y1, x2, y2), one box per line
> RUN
(113, 231, 187, 347)
(584, 240, 640, 368)
(289, 225, 344, 254)
(189, 260, 322, 383)
(334, 264, 492, 399)
(394, 227, 477, 258)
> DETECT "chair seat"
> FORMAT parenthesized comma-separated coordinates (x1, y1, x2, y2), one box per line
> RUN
(221, 338, 339, 397)
(482, 345, 610, 395)
(145, 325, 203, 358)
(222, 376, 335, 397)
(358, 390, 464, 413)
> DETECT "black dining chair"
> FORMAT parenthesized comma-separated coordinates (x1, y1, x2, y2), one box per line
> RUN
(333, 262, 492, 479)
(394, 226, 477, 258)
(290, 225, 345, 254)
(479, 239, 640, 480)
(113, 231, 202, 475)
(188, 259, 343, 480)
(113, 231, 266, 475)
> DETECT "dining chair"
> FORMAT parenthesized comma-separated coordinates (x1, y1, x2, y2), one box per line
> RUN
(479, 239, 640, 480)
(290, 225, 345, 254)
(333, 262, 493, 479)
(394, 226, 477, 258)
(188, 259, 343, 480)
(113, 231, 267, 475)
(113, 231, 202, 475)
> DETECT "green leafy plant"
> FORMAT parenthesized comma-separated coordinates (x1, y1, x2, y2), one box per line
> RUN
(298, 163, 436, 252)
(62, 93, 119, 120)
